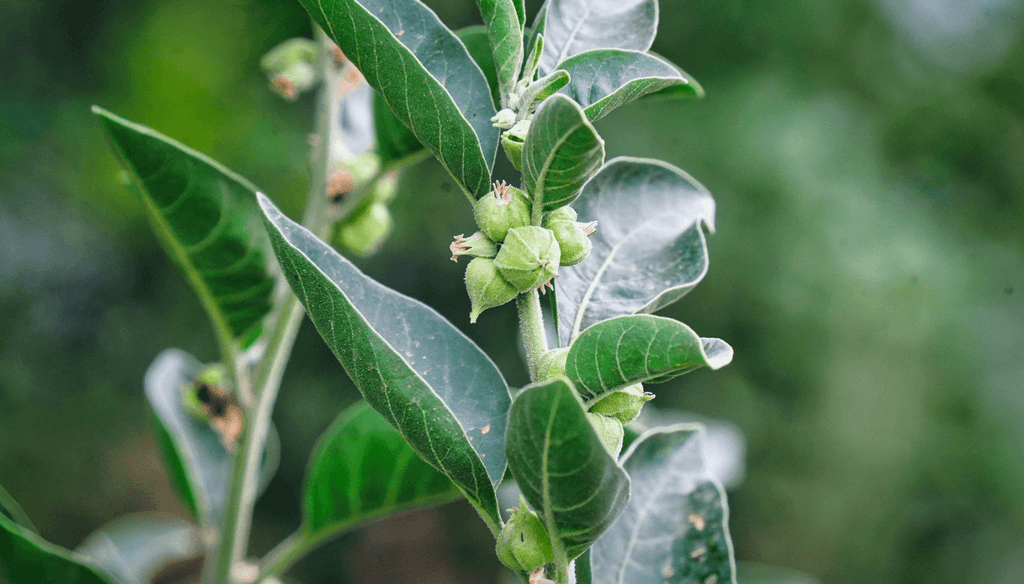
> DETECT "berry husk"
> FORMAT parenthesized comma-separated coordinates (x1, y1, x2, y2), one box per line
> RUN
(501, 120, 530, 171)
(586, 412, 625, 458)
(493, 226, 560, 293)
(466, 257, 518, 323)
(589, 383, 654, 424)
(474, 182, 530, 242)
(334, 203, 392, 256)
(450, 231, 498, 262)
(544, 207, 594, 266)
(495, 496, 554, 573)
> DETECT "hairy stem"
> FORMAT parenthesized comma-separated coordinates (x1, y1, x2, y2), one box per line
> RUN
(518, 290, 548, 383)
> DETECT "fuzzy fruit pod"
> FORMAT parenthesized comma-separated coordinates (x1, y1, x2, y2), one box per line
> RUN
(450, 231, 498, 262)
(589, 383, 654, 424)
(474, 181, 530, 242)
(260, 38, 320, 101)
(496, 495, 554, 573)
(536, 348, 569, 381)
(334, 203, 392, 256)
(493, 226, 560, 292)
(466, 257, 518, 323)
(586, 412, 625, 458)
(501, 120, 530, 171)
(544, 206, 595, 266)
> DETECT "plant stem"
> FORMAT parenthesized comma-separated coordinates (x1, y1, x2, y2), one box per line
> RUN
(517, 290, 548, 383)
(208, 26, 342, 584)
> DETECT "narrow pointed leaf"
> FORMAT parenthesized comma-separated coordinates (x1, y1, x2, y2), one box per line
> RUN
(374, 26, 501, 167)
(76, 515, 201, 584)
(505, 378, 629, 559)
(145, 349, 276, 528)
(300, 0, 498, 201)
(539, 0, 658, 74)
(477, 0, 524, 103)
(259, 195, 510, 529)
(565, 315, 733, 402)
(589, 425, 737, 584)
(522, 69, 570, 112)
(92, 107, 275, 343)
(300, 401, 461, 548)
(558, 49, 702, 122)
(557, 157, 716, 346)
(0, 514, 116, 584)
(523, 94, 605, 214)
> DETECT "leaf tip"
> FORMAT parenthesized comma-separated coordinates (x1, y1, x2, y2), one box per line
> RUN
(701, 338, 734, 370)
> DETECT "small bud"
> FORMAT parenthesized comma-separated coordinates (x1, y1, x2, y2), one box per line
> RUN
(589, 383, 654, 424)
(260, 38, 320, 101)
(496, 496, 554, 573)
(586, 412, 625, 457)
(466, 257, 518, 323)
(493, 226, 560, 293)
(474, 181, 531, 242)
(334, 203, 392, 256)
(536, 348, 568, 381)
(491, 108, 517, 130)
(501, 120, 531, 171)
(450, 231, 497, 262)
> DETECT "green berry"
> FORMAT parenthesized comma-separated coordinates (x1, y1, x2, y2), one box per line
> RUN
(589, 383, 654, 424)
(545, 206, 577, 225)
(466, 257, 518, 323)
(536, 348, 568, 381)
(586, 412, 625, 458)
(544, 207, 595, 266)
(493, 226, 560, 293)
(335, 203, 392, 256)
(496, 496, 554, 573)
(474, 181, 530, 242)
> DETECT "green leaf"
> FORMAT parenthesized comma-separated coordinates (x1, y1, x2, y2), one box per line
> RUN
(735, 562, 821, 584)
(301, 401, 461, 545)
(565, 315, 732, 403)
(374, 26, 501, 166)
(539, 0, 658, 74)
(588, 425, 737, 584)
(477, 0, 524, 104)
(521, 69, 571, 112)
(522, 94, 605, 216)
(0, 514, 116, 584)
(145, 349, 277, 528)
(92, 107, 275, 344)
(558, 49, 702, 122)
(259, 195, 511, 531)
(505, 378, 629, 560)
(75, 515, 201, 584)
(0, 484, 37, 535)
(300, 0, 498, 201)
(556, 157, 716, 346)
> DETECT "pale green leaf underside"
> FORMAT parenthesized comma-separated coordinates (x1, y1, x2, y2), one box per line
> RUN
(539, 0, 657, 74)
(304, 401, 461, 541)
(558, 49, 702, 122)
(566, 315, 733, 402)
(75, 515, 201, 584)
(301, 0, 498, 200)
(93, 107, 275, 340)
(0, 514, 116, 584)
(523, 94, 605, 213)
(589, 425, 737, 584)
(259, 195, 509, 528)
(556, 157, 716, 346)
(505, 378, 629, 559)
(477, 0, 524, 103)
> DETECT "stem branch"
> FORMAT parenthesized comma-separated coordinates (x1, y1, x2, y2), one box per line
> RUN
(517, 291, 548, 383)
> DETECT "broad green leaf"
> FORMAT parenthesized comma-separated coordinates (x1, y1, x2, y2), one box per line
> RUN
(300, 0, 498, 201)
(505, 378, 629, 560)
(0, 484, 37, 535)
(558, 49, 702, 122)
(589, 425, 737, 584)
(374, 26, 501, 167)
(477, 0, 524, 104)
(522, 94, 605, 215)
(145, 349, 277, 528)
(565, 315, 733, 403)
(301, 401, 460, 546)
(76, 515, 201, 584)
(259, 195, 511, 530)
(556, 157, 716, 346)
(0, 514, 115, 584)
(539, 0, 658, 74)
(92, 107, 275, 343)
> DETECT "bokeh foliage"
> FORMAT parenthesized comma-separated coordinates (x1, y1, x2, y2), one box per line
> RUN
(1, 0, 1022, 583)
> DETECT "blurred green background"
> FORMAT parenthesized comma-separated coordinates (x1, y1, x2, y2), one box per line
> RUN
(2, 0, 1023, 582)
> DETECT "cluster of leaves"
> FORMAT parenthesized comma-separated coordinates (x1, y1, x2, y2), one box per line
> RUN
(0, 1, 739, 583)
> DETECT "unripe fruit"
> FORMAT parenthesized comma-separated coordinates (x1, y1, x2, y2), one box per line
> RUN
(589, 383, 654, 424)
(586, 412, 625, 458)
(466, 257, 518, 323)
(450, 231, 498, 262)
(260, 38, 320, 101)
(536, 348, 568, 381)
(474, 181, 530, 242)
(544, 206, 596, 267)
(496, 496, 554, 573)
(545, 206, 577, 224)
(335, 203, 392, 256)
(501, 120, 530, 171)
(371, 171, 398, 205)
(493, 226, 560, 293)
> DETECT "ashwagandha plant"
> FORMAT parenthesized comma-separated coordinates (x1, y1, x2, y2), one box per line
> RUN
(0, 1, 739, 583)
